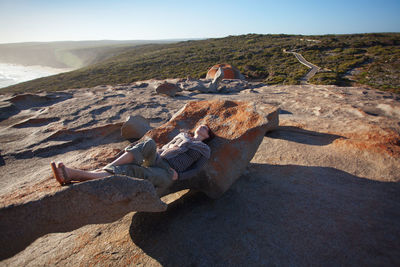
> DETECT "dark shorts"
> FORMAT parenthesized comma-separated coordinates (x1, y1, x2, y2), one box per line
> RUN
(104, 138, 174, 195)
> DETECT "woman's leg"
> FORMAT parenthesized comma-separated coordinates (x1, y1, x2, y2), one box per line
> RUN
(124, 138, 157, 167)
(55, 162, 109, 182)
(106, 163, 174, 196)
(53, 152, 136, 183)
(108, 151, 135, 166)
(52, 139, 157, 184)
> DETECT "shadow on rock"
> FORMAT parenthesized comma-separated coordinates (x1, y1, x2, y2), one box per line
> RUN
(0, 152, 5, 166)
(0, 102, 20, 123)
(129, 163, 400, 266)
(267, 126, 344, 146)
(279, 109, 293, 115)
(174, 94, 197, 100)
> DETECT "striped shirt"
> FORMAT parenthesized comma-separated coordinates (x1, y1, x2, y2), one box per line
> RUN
(163, 148, 208, 180)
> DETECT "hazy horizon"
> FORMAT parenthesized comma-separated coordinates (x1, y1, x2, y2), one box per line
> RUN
(0, 0, 399, 44)
(0, 38, 203, 45)
(1, 33, 400, 45)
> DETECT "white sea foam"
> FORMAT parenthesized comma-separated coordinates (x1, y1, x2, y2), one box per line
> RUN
(0, 63, 73, 89)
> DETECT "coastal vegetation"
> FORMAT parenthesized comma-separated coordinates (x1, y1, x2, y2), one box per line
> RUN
(0, 40, 178, 68)
(2, 33, 399, 94)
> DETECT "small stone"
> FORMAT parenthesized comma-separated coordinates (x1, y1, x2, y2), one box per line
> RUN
(121, 115, 151, 140)
(155, 82, 180, 97)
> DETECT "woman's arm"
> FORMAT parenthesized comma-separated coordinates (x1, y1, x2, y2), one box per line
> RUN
(158, 133, 183, 154)
(177, 155, 208, 181)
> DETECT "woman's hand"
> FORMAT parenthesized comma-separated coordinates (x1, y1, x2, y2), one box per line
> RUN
(171, 168, 178, 181)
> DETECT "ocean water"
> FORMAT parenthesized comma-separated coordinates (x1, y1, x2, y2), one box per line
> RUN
(0, 63, 73, 89)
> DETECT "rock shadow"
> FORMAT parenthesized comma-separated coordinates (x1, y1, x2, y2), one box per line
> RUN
(0, 151, 5, 166)
(270, 92, 289, 95)
(266, 126, 344, 146)
(0, 102, 20, 122)
(249, 82, 267, 89)
(11, 117, 60, 128)
(174, 94, 196, 100)
(279, 109, 293, 115)
(129, 163, 400, 266)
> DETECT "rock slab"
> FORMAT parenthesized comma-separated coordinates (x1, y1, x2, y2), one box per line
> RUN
(1, 82, 399, 266)
(0, 176, 167, 260)
(179, 79, 208, 92)
(145, 99, 280, 198)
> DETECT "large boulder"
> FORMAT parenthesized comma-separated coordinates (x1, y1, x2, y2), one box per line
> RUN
(0, 176, 166, 260)
(206, 63, 245, 80)
(0, 99, 279, 259)
(208, 67, 224, 92)
(145, 99, 280, 198)
(121, 115, 151, 140)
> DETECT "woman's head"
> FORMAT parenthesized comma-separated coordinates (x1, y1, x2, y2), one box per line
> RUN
(194, 124, 214, 143)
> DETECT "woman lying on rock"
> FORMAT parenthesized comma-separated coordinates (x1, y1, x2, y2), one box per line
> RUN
(51, 124, 213, 195)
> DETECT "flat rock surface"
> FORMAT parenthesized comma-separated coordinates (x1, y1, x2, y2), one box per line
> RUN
(0, 81, 399, 265)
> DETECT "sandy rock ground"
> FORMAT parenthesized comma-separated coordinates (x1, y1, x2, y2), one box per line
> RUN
(0, 80, 399, 265)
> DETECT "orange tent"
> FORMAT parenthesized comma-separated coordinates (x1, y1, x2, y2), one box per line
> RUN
(206, 63, 244, 80)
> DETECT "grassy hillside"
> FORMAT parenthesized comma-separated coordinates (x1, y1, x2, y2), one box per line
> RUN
(0, 40, 180, 69)
(2, 33, 400, 94)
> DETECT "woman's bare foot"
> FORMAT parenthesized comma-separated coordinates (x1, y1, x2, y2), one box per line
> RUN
(51, 161, 112, 185)
(50, 161, 72, 185)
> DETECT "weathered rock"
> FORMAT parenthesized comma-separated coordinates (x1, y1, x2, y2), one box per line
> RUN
(145, 99, 280, 198)
(208, 67, 224, 92)
(177, 78, 250, 94)
(0, 98, 278, 260)
(217, 79, 250, 93)
(6, 93, 71, 110)
(179, 79, 208, 92)
(0, 175, 166, 260)
(2, 82, 400, 265)
(121, 115, 151, 140)
(155, 82, 180, 96)
(132, 82, 148, 88)
(206, 63, 245, 80)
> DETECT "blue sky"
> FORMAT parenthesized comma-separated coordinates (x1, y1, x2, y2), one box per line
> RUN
(0, 0, 399, 43)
